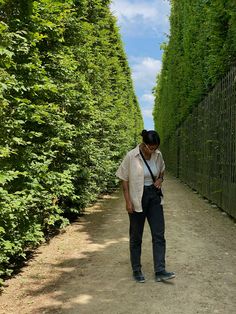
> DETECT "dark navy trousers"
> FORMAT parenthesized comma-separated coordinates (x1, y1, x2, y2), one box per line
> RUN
(129, 185, 166, 273)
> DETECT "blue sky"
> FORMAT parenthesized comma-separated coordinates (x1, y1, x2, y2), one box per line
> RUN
(110, 0, 170, 130)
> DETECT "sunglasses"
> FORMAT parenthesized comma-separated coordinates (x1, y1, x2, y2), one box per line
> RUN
(144, 143, 158, 152)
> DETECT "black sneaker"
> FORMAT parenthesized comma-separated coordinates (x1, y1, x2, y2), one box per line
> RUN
(133, 270, 145, 283)
(155, 270, 175, 282)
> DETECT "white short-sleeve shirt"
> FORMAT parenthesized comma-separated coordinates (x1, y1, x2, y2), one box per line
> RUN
(116, 145, 165, 212)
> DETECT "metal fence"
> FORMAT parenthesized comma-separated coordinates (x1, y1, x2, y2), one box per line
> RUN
(163, 66, 236, 218)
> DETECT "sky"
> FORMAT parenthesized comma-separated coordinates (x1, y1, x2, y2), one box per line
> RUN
(110, 0, 171, 130)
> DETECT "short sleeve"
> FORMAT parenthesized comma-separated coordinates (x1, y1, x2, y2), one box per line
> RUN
(116, 153, 130, 181)
(159, 152, 165, 173)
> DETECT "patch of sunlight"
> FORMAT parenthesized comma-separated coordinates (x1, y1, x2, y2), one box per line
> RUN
(60, 267, 76, 272)
(102, 195, 119, 199)
(86, 204, 103, 212)
(72, 294, 93, 305)
(86, 239, 119, 252)
(121, 237, 129, 242)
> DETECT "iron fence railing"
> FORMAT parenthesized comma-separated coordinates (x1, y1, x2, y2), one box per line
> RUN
(163, 66, 236, 218)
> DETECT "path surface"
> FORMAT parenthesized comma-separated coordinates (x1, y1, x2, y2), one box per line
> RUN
(0, 175, 235, 314)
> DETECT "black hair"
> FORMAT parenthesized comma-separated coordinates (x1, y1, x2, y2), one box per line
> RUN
(141, 129, 160, 146)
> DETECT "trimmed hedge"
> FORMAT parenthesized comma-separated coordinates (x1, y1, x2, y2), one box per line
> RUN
(0, 0, 143, 283)
(154, 0, 236, 142)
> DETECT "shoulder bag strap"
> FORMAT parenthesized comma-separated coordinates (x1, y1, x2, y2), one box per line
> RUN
(139, 149, 156, 183)
(140, 149, 163, 197)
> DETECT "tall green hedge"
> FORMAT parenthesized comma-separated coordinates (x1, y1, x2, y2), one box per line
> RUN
(154, 0, 236, 142)
(0, 0, 143, 282)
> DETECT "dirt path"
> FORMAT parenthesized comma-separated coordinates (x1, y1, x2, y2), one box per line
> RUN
(0, 174, 235, 314)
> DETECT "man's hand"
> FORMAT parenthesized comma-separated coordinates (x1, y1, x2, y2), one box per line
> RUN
(126, 200, 134, 213)
(154, 177, 163, 189)
(122, 181, 134, 213)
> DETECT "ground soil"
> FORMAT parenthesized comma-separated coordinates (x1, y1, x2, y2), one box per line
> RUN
(0, 174, 235, 314)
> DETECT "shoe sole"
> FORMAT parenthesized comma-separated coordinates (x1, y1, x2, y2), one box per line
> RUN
(155, 274, 175, 282)
(133, 276, 145, 283)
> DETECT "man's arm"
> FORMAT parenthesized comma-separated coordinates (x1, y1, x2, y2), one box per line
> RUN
(122, 180, 134, 213)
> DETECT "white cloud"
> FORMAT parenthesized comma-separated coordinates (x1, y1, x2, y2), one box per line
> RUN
(110, 0, 170, 36)
(142, 108, 153, 118)
(129, 57, 161, 126)
(111, 0, 157, 21)
(110, 0, 170, 129)
(141, 93, 155, 104)
(131, 57, 162, 89)
(140, 94, 155, 120)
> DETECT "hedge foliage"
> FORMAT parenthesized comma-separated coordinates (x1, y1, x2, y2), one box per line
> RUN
(0, 0, 143, 283)
(154, 0, 236, 142)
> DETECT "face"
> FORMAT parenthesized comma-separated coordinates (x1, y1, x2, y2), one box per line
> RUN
(144, 143, 159, 153)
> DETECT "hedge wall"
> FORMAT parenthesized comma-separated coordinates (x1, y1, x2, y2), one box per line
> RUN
(153, 0, 236, 142)
(0, 0, 143, 283)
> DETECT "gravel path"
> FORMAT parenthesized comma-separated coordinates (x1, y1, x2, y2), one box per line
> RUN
(0, 174, 235, 314)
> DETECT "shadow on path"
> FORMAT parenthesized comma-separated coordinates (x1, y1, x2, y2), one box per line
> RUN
(0, 175, 235, 314)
